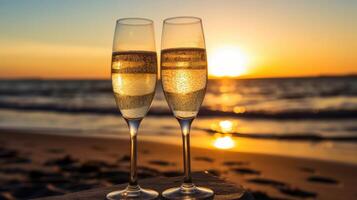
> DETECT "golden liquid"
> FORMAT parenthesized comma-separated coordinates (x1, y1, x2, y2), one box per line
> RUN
(111, 51, 157, 119)
(161, 48, 207, 118)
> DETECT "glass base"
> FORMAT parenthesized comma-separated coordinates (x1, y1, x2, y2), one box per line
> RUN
(106, 185, 159, 200)
(162, 184, 214, 200)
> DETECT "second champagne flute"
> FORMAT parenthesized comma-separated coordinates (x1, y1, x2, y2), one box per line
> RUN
(160, 16, 214, 199)
(107, 18, 158, 200)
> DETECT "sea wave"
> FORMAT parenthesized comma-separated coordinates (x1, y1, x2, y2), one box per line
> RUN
(1, 77, 357, 119)
(1, 101, 357, 119)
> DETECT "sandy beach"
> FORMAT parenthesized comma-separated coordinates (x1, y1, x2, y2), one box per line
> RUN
(1, 130, 356, 200)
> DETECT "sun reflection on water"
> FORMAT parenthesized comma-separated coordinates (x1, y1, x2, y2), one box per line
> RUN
(213, 135, 235, 149)
(219, 120, 233, 133)
(210, 120, 237, 150)
(210, 120, 236, 133)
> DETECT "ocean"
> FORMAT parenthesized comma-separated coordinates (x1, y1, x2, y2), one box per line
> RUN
(0, 77, 356, 164)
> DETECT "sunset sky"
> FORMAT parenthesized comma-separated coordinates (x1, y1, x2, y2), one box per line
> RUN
(0, 0, 356, 79)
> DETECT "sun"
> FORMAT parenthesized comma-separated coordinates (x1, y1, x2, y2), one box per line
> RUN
(208, 46, 249, 77)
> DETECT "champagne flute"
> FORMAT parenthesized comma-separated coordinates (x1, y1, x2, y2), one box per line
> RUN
(161, 17, 214, 199)
(107, 18, 158, 200)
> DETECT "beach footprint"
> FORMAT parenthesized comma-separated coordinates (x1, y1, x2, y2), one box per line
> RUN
(232, 167, 260, 175)
(0, 147, 31, 164)
(247, 177, 317, 199)
(194, 156, 214, 163)
(222, 161, 248, 166)
(299, 167, 340, 185)
(307, 175, 339, 185)
(279, 187, 316, 198)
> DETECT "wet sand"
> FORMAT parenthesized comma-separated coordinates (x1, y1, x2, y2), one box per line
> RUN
(0, 131, 356, 200)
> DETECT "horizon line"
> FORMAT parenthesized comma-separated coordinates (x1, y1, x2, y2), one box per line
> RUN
(1, 73, 356, 81)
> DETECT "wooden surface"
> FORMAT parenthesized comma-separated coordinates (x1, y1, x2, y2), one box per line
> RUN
(35, 172, 254, 200)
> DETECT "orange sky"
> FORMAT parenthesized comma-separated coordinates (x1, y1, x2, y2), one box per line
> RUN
(0, 0, 356, 79)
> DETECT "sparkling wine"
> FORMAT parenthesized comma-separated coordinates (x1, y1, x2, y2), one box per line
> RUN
(161, 48, 207, 118)
(112, 51, 157, 119)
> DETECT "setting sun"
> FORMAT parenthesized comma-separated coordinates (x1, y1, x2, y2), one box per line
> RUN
(208, 46, 250, 77)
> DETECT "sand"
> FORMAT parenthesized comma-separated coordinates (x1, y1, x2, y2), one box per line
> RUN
(0, 130, 356, 200)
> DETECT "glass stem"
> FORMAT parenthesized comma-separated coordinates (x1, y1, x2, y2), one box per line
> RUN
(178, 118, 194, 187)
(126, 118, 142, 188)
